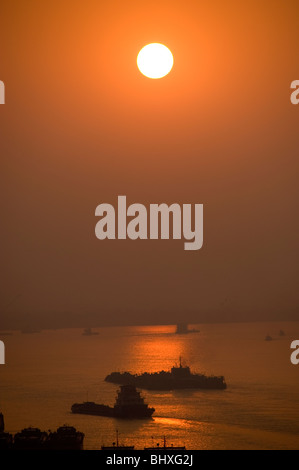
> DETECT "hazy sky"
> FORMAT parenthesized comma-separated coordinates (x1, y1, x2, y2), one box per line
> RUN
(1, 1, 298, 328)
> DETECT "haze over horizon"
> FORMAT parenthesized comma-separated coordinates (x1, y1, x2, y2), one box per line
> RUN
(1, 1, 298, 330)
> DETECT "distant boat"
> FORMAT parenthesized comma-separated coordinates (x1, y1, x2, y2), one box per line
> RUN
(144, 436, 186, 451)
(101, 430, 134, 450)
(82, 327, 99, 336)
(175, 323, 200, 335)
(279, 330, 286, 337)
(265, 335, 273, 341)
(72, 384, 155, 419)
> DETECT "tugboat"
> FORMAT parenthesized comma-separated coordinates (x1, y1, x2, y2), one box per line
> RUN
(144, 436, 186, 451)
(105, 358, 227, 391)
(46, 425, 84, 450)
(114, 385, 154, 419)
(14, 427, 48, 449)
(72, 385, 155, 419)
(0, 413, 13, 450)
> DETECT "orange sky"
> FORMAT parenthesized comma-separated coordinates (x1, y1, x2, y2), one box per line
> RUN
(0, 0, 298, 328)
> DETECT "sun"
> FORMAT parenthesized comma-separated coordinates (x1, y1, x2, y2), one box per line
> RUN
(137, 43, 173, 79)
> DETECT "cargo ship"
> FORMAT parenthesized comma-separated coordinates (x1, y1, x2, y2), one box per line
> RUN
(46, 425, 84, 450)
(14, 427, 48, 449)
(72, 384, 155, 419)
(105, 358, 227, 390)
(0, 412, 85, 450)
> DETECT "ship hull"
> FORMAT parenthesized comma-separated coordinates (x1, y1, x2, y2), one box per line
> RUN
(46, 438, 84, 450)
(0, 433, 13, 450)
(72, 403, 114, 417)
(114, 405, 154, 419)
(105, 374, 227, 391)
(71, 403, 154, 419)
(46, 426, 85, 450)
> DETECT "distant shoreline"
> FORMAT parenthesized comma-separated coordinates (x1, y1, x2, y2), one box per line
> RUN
(1, 319, 298, 334)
